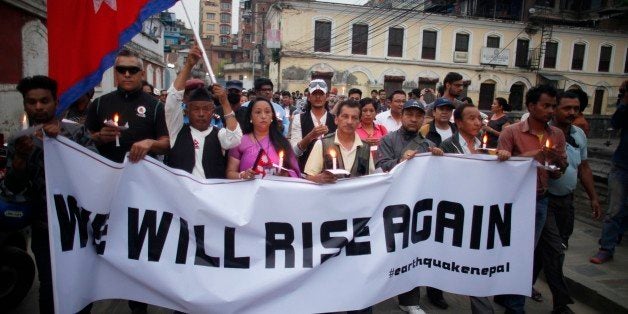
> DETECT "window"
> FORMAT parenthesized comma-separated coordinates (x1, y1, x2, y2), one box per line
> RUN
(206, 24, 215, 31)
(220, 25, 230, 35)
(314, 20, 331, 52)
(239, 74, 244, 80)
(598, 45, 612, 72)
(206, 13, 215, 20)
(220, 37, 229, 45)
(351, 24, 368, 55)
(421, 30, 437, 60)
(544, 41, 558, 68)
(571, 43, 585, 70)
(515, 39, 529, 67)
(220, 13, 230, 23)
(244, 34, 252, 43)
(454, 33, 469, 52)
(388, 27, 404, 57)
(220, 2, 231, 10)
(487, 35, 500, 48)
(227, 75, 232, 80)
(207, 35, 215, 42)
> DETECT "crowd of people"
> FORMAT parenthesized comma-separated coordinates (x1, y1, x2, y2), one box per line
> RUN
(2, 43, 626, 314)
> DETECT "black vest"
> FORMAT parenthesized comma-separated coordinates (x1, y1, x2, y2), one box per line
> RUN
(166, 125, 226, 179)
(298, 110, 337, 170)
(321, 133, 371, 177)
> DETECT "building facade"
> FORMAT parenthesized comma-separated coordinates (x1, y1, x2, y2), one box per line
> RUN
(200, 0, 234, 47)
(267, 1, 627, 115)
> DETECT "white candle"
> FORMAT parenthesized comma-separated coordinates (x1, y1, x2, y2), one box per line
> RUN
(113, 114, 120, 147)
(544, 139, 550, 167)
(278, 150, 284, 168)
(482, 134, 488, 149)
(330, 149, 337, 170)
(21, 113, 28, 130)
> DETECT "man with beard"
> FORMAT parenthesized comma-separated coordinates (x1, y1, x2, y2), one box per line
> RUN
(2, 76, 94, 314)
(290, 79, 337, 170)
(376, 100, 444, 313)
(494, 85, 568, 314)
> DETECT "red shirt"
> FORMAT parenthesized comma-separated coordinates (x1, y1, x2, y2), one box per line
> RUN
(498, 120, 567, 195)
(356, 122, 388, 141)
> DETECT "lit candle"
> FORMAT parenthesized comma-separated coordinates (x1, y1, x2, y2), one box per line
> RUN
(21, 113, 28, 130)
(482, 134, 488, 149)
(113, 114, 120, 147)
(329, 149, 337, 170)
(341, 86, 346, 95)
(278, 150, 284, 168)
(544, 138, 550, 167)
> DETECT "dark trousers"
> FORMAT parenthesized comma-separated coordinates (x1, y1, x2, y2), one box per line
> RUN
(552, 193, 575, 245)
(397, 286, 443, 306)
(31, 224, 92, 314)
(532, 203, 574, 309)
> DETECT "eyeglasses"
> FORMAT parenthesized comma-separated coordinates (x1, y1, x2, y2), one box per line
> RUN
(115, 66, 142, 75)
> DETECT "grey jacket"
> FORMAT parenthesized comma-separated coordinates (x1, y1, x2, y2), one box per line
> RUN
(376, 127, 436, 172)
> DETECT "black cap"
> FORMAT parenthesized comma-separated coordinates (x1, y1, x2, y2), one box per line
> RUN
(225, 80, 243, 91)
(402, 100, 426, 112)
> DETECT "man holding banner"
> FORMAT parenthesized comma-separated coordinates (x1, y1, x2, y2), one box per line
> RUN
(377, 99, 445, 314)
(85, 49, 170, 164)
(495, 85, 568, 313)
(2, 76, 94, 314)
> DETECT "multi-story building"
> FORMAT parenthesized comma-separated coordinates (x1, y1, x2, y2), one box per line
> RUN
(161, 12, 193, 53)
(199, 0, 234, 47)
(267, 0, 627, 116)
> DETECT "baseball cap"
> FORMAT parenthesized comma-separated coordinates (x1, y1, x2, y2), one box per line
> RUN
(308, 79, 328, 94)
(402, 100, 426, 112)
(432, 97, 455, 109)
(226, 80, 243, 91)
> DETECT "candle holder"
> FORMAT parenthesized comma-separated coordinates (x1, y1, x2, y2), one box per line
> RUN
(478, 148, 497, 155)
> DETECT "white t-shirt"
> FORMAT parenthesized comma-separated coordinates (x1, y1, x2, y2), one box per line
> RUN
(190, 126, 212, 178)
(436, 126, 453, 142)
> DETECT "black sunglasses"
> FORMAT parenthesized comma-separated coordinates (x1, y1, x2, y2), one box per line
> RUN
(115, 66, 141, 75)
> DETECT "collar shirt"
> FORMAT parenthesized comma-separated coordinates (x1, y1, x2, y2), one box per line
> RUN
(304, 132, 375, 176)
(458, 133, 481, 155)
(548, 125, 587, 196)
(375, 110, 402, 132)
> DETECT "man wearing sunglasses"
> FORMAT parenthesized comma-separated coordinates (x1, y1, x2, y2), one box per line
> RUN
(85, 49, 170, 164)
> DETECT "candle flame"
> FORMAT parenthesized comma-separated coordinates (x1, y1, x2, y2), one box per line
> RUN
(329, 149, 336, 158)
(545, 139, 550, 148)
(113, 114, 119, 123)
(482, 134, 488, 144)
(22, 113, 27, 123)
(279, 150, 284, 158)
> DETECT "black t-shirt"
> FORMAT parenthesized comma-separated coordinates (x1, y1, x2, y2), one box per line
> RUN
(85, 88, 169, 162)
(487, 115, 511, 148)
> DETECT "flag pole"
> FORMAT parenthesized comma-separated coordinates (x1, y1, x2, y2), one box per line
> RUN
(180, 0, 217, 84)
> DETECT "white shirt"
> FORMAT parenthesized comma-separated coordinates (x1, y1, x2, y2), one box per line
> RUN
(436, 126, 453, 142)
(303, 132, 375, 176)
(190, 126, 212, 178)
(164, 84, 243, 178)
(375, 110, 402, 132)
(458, 133, 481, 155)
(289, 110, 328, 156)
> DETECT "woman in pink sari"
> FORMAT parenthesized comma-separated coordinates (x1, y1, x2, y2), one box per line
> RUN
(226, 98, 300, 179)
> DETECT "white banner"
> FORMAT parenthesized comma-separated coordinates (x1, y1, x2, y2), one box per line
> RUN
(44, 136, 536, 314)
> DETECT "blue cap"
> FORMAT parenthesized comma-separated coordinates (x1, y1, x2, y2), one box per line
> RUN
(432, 97, 455, 109)
(225, 80, 243, 91)
(402, 100, 426, 112)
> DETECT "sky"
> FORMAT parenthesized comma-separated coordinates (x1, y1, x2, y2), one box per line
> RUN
(170, 0, 369, 34)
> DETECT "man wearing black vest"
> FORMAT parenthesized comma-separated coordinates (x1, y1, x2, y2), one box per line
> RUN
(164, 45, 242, 179)
(304, 99, 374, 184)
(290, 79, 337, 170)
